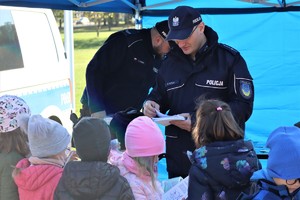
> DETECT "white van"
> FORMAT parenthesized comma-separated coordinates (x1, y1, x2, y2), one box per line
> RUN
(0, 6, 73, 132)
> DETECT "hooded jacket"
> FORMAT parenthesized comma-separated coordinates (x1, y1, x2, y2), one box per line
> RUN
(188, 140, 260, 200)
(238, 169, 300, 200)
(147, 25, 254, 177)
(54, 161, 134, 200)
(13, 158, 63, 200)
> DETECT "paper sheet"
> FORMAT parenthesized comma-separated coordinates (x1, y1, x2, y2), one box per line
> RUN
(152, 110, 185, 126)
(162, 176, 189, 200)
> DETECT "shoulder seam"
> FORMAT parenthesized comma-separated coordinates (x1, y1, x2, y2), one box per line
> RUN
(219, 43, 239, 55)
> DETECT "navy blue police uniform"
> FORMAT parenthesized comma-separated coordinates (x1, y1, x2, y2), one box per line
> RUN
(146, 25, 254, 178)
(84, 28, 164, 115)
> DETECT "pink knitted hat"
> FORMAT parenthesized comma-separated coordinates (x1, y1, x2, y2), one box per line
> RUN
(125, 116, 165, 157)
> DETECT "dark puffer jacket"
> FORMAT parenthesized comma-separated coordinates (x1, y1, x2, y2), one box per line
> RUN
(54, 161, 134, 200)
(188, 140, 261, 200)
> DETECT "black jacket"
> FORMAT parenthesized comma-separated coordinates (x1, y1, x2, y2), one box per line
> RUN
(188, 140, 260, 200)
(147, 26, 254, 177)
(85, 28, 162, 115)
(54, 161, 134, 200)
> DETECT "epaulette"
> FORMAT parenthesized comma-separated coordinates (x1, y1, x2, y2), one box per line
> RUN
(219, 43, 239, 55)
(122, 29, 140, 36)
(121, 29, 149, 48)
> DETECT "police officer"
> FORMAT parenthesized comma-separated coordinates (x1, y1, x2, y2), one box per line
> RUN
(143, 6, 254, 178)
(82, 20, 170, 118)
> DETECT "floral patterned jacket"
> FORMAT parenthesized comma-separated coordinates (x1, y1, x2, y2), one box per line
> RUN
(188, 139, 261, 200)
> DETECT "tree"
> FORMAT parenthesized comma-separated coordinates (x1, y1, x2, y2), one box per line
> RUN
(52, 10, 65, 30)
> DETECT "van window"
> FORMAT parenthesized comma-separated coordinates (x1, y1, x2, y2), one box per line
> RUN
(0, 6, 73, 133)
(0, 9, 24, 71)
(12, 10, 59, 68)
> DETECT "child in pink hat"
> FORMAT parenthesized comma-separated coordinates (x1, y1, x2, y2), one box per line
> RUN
(110, 116, 165, 199)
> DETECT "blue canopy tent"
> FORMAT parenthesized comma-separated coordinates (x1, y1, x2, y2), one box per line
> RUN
(1, 0, 300, 153)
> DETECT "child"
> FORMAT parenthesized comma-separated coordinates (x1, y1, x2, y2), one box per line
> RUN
(188, 99, 260, 200)
(239, 126, 300, 200)
(13, 114, 71, 200)
(110, 116, 165, 200)
(54, 117, 134, 200)
(0, 95, 31, 200)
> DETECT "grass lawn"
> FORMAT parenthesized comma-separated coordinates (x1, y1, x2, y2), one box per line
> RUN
(64, 26, 132, 115)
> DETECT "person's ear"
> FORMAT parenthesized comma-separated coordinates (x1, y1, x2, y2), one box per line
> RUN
(198, 22, 205, 33)
(156, 35, 163, 45)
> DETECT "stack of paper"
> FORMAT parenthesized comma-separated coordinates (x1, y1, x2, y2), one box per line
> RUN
(152, 110, 185, 126)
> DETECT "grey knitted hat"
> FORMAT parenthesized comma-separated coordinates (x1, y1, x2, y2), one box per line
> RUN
(73, 117, 111, 162)
(20, 114, 71, 157)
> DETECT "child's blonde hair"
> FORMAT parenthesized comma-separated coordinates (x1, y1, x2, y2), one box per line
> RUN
(133, 155, 159, 190)
(192, 99, 244, 148)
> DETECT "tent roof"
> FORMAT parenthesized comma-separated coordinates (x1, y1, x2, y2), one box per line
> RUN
(0, 0, 300, 14)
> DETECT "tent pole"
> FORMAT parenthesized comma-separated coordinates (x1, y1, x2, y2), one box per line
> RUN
(134, 0, 142, 29)
(64, 10, 76, 112)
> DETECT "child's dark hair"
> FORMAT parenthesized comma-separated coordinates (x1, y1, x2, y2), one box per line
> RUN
(0, 127, 30, 157)
(192, 99, 244, 148)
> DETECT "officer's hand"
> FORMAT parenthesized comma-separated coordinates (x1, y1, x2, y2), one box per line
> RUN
(91, 110, 107, 119)
(170, 113, 192, 132)
(143, 100, 160, 118)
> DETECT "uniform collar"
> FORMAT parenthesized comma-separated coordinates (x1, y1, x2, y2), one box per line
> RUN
(194, 25, 218, 60)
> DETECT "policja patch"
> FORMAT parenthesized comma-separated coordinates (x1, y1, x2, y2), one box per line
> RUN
(240, 80, 252, 99)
